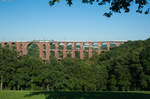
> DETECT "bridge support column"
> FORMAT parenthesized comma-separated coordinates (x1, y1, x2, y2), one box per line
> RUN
(88, 42, 93, 58)
(55, 42, 59, 59)
(63, 42, 67, 58)
(80, 42, 84, 59)
(45, 42, 50, 60)
(1, 42, 5, 48)
(107, 42, 110, 51)
(97, 42, 101, 55)
(16, 42, 22, 55)
(36, 42, 44, 59)
(116, 42, 120, 47)
(8, 42, 12, 49)
(22, 42, 29, 55)
(71, 42, 75, 58)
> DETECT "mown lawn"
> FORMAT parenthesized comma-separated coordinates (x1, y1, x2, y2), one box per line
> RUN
(0, 90, 150, 99)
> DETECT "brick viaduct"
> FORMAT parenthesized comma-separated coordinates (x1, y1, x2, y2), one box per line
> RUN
(0, 41, 125, 60)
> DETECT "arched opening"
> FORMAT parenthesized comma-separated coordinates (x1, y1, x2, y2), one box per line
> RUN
(50, 42, 55, 50)
(27, 43, 39, 57)
(67, 43, 72, 50)
(59, 43, 64, 50)
(92, 43, 98, 56)
(59, 51, 63, 59)
(49, 42, 55, 58)
(92, 43, 98, 50)
(66, 43, 72, 58)
(50, 51, 55, 59)
(67, 51, 72, 58)
(110, 42, 117, 50)
(75, 42, 80, 50)
(12, 42, 16, 49)
(101, 42, 107, 50)
(59, 43, 64, 59)
(4, 42, 9, 48)
(84, 43, 89, 50)
(92, 51, 98, 57)
(43, 43, 46, 50)
(75, 51, 80, 59)
(43, 50, 46, 59)
(42, 43, 47, 59)
(75, 42, 80, 59)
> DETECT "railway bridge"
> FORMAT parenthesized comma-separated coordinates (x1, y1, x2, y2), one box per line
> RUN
(0, 41, 125, 60)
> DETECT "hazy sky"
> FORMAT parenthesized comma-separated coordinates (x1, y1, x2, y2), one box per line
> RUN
(0, 0, 150, 41)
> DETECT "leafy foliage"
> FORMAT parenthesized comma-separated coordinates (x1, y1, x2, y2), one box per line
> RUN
(49, 0, 150, 17)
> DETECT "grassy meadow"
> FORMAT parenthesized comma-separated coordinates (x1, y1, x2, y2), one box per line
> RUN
(0, 91, 150, 99)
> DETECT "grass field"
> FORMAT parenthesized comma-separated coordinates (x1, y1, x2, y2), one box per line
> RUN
(0, 90, 150, 99)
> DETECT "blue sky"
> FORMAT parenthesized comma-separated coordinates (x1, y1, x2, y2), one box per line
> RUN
(0, 0, 150, 41)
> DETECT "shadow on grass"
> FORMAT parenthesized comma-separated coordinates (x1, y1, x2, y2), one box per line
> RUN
(25, 91, 150, 99)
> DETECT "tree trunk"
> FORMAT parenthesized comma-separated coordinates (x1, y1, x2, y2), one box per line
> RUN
(46, 84, 49, 91)
(0, 76, 3, 90)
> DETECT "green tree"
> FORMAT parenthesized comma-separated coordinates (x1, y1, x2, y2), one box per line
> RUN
(139, 44, 150, 90)
(13, 56, 44, 90)
(0, 47, 18, 90)
(49, 0, 150, 17)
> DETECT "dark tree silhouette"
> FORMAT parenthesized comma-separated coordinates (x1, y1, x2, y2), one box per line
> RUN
(49, 0, 150, 17)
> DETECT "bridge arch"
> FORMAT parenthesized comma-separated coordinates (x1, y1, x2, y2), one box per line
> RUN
(26, 42, 39, 57)
(18, 42, 50, 60)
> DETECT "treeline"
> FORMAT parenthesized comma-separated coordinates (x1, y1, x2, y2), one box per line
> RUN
(0, 38, 150, 91)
